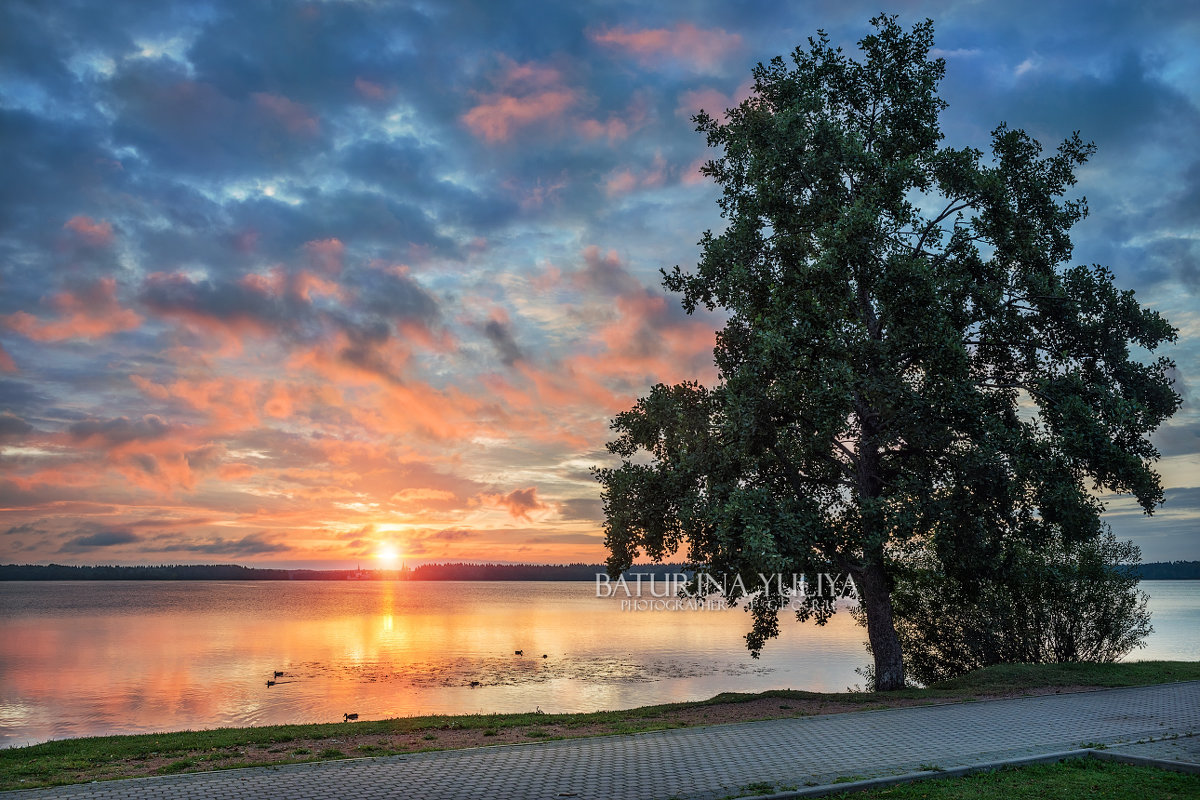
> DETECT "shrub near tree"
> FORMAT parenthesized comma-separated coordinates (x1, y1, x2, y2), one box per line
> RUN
(884, 528, 1153, 686)
(595, 16, 1179, 690)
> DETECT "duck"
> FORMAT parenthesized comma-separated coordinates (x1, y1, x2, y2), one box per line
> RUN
(542, 654, 548, 659)
(266, 680, 276, 687)
(514, 649, 524, 655)
(469, 680, 481, 688)
(273, 670, 284, 678)
(344, 713, 359, 721)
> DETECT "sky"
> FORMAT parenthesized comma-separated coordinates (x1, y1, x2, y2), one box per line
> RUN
(1, 0, 1198, 568)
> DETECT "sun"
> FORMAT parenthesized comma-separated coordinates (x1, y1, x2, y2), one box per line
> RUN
(375, 544, 400, 568)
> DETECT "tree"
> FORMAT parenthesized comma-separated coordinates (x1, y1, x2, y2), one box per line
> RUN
(882, 526, 1152, 685)
(594, 16, 1179, 690)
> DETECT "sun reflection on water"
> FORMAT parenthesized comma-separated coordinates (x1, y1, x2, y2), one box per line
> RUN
(14, 579, 1190, 745)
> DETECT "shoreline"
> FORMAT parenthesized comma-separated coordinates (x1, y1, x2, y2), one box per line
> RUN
(4, 661, 1199, 791)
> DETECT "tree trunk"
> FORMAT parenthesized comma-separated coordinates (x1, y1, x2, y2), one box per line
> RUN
(857, 559, 905, 691)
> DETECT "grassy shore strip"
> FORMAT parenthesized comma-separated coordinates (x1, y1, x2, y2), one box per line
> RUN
(3, 661, 1198, 791)
(732, 757, 1200, 799)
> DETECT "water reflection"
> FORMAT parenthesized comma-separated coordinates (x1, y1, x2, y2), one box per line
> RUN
(0, 580, 1195, 745)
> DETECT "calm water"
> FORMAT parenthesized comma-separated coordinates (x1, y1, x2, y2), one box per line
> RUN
(1, 580, 1197, 746)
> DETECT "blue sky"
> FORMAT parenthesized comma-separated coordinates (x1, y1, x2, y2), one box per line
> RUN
(1, 0, 1197, 566)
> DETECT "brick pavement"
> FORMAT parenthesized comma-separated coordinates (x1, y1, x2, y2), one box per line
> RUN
(5, 682, 1198, 800)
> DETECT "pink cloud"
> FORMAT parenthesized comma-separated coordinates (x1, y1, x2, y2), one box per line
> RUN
(505, 175, 569, 210)
(155, 376, 262, 433)
(494, 58, 564, 91)
(604, 152, 667, 196)
(605, 169, 638, 197)
(681, 155, 711, 186)
(462, 57, 579, 142)
(253, 92, 320, 136)
(462, 90, 577, 142)
(354, 77, 392, 102)
(578, 117, 630, 143)
(562, 245, 722, 388)
(140, 269, 347, 348)
(292, 270, 343, 302)
(303, 237, 345, 275)
(590, 23, 742, 71)
(491, 486, 548, 520)
(577, 245, 641, 295)
(129, 374, 170, 400)
(2, 278, 142, 342)
(219, 462, 256, 481)
(63, 215, 114, 247)
(0, 343, 15, 372)
(676, 80, 755, 121)
(262, 381, 295, 419)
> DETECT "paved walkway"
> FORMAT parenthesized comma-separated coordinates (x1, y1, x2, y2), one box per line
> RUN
(7, 682, 1199, 800)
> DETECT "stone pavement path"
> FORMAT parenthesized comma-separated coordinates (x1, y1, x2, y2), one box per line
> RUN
(6, 682, 1199, 800)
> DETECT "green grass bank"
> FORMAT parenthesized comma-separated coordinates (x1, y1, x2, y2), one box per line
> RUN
(3, 661, 1198, 791)
(736, 757, 1200, 799)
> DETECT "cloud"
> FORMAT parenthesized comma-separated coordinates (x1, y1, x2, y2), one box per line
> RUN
(482, 310, 525, 367)
(63, 215, 114, 246)
(493, 486, 549, 520)
(462, 90, 577, 142)
(2, 278, 142, 342)
(0, 412, 33, 439)
(461, 56, 580, 143)
(153, 533, 292, 556)
(252, 92, 320, 137)
(559, 497, 603, 522)
(430, 528, 471, 541)
(303, 238, 345, 276)
(354, 265, 440, 324)
(59, 529, 142, 551)
(354, 77, 392, 102)
(589, 23, 742, 72)
(106, 57, 331, 177)
(68, 414, 169, 446)
(603, 153, 666, 197)
(139, 271, 306, 337)
(675, 81, 755, 121)
(577, 245, 642, 296)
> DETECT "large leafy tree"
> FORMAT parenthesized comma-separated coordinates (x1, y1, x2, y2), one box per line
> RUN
(595, 16, 1179, 690)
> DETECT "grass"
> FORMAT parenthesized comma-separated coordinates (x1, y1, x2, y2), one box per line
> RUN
(829, 757, 1200, 799)
(929, 660, 1200, 693)
(1, 661, 1196, 791)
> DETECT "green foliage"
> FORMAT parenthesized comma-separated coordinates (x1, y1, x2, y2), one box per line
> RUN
(595, 15, 1178, 690)
(887, 528, 1153, 685)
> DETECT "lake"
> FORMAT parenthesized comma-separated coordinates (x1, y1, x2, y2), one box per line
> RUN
(1, 579, 1197, 746)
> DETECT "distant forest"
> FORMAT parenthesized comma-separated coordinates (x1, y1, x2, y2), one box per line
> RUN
(1135, 561, 1200, 580)
(1, 561, 1198, 581)
(0, 562, 694, 581)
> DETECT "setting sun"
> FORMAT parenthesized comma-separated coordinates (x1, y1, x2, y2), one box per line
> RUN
(375, 544, 401, 568)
